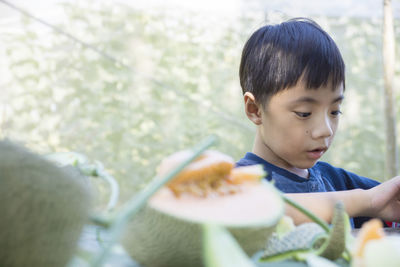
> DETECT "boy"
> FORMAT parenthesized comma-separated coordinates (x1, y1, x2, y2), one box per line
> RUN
(236, 18, 400, 227)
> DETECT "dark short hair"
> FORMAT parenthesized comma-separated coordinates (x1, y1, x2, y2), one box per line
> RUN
(239, 18, 345, 105)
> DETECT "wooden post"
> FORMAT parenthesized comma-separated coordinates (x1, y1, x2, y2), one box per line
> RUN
(382, 0, 398, 180)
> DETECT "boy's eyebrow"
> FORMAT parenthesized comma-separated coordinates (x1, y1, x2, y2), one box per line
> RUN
(292, 95, 344, 104)
(292, 96, 318, 104)
(332, 95, 345, 103)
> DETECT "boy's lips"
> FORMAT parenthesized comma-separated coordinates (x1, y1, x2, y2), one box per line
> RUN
(307, 147, 327, 160)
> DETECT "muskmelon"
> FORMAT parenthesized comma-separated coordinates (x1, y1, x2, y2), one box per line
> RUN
(0, 141, 92, 267)
(352, 218, 385, 258)
(121, 150, 284, 267)
(362, 236, 400, 267)
(351, 219, 400, 267)
(260, 201, 348, 263)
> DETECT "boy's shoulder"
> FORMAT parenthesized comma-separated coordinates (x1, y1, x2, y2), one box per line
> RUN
(313, 161, 341, 173)
(313, 161, 379, 189)
(235, 152, 264, 167)
(312, 161, 348, 184)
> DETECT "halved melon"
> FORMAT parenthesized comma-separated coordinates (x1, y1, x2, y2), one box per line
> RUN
(352, 219, 385, 257)
(121, 150, 284, 267)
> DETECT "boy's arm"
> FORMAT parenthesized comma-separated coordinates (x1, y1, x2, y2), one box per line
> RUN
(285, 189, 368, 224)
(284, 176, 400, 225)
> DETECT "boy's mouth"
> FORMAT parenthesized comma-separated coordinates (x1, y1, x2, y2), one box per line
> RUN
(307, 147, 327, 160)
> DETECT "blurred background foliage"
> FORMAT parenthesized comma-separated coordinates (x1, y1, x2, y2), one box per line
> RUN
(0, 0, 399, 205)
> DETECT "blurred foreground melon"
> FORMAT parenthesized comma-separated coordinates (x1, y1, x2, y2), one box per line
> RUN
(121, 150, 284, 267)
(0, 141, 92, 267)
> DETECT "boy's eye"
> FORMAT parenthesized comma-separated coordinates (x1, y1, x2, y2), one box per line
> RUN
(331, 110, 342, 116)
(295, 112, 311, 118)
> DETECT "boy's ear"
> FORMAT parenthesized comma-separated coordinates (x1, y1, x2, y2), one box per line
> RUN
(244, 92, 262, 125)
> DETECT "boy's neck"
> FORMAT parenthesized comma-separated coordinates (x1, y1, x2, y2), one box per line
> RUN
(252, 133, 309, 179)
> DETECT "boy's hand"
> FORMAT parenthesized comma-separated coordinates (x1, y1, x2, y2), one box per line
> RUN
(367, 176, 400, 222)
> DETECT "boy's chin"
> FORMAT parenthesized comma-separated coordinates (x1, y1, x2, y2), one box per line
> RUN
(295, 160, 319, 169)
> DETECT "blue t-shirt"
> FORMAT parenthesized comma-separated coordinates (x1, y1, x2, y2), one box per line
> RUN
(236, 152, 380, 228)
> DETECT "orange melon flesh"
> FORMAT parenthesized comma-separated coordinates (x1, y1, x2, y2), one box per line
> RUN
(157, 150, 235, 196)
(157, 150, 235, 184)
(150, 182, 282, 227)
(228, 165, 266, 184)
(353, 218, 385, 257)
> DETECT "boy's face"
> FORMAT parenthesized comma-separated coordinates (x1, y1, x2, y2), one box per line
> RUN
(247, 80, 344, 173)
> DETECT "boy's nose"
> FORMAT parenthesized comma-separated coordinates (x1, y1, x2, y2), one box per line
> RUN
(311, 115, 334, 139)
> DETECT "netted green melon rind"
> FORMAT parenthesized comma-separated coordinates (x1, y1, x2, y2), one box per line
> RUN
(0, 141, 92, 267)
(121, 202, 282, 267)
(261, 223, 326, 262)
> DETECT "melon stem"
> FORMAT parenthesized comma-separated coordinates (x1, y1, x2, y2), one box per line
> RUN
(281, 194, 330, 233)
(90, 134, 218, 267)
(94, 161, 120, 212)
(90, 214, 112, 228)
